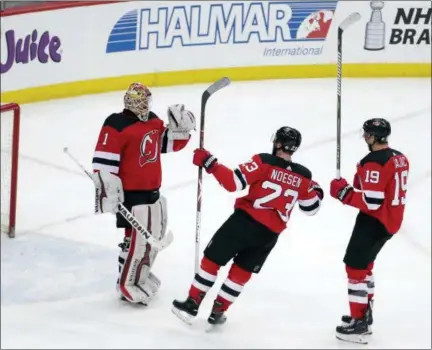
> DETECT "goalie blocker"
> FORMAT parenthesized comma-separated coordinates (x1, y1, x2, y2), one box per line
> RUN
(91, 82, 195, 304)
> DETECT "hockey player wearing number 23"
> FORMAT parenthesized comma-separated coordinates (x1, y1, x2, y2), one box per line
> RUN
(172, 127, 324, 326)
(91, 82, 195, 305)
(330, 118, 410, 344)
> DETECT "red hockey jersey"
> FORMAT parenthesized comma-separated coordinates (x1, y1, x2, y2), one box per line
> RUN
(347, 148, 409, 234)
(211, 153, 322, 234)
(92, 109, 189, 191)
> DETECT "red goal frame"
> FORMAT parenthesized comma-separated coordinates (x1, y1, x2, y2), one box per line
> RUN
(1, 103, 20, 238)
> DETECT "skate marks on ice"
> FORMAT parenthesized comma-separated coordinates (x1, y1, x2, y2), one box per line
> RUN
(14, 178, 196, 238)
(0, 232, 116, 305)
(14, 106, 430, 238)
(17, 106, 430, 178)
(300, 106, 430, 151)
(398, 169, 432, 257)
(171, 307, 221, 334)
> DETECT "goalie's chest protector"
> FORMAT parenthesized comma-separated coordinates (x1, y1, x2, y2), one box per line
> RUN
(119, 116, 165, 191)
(93, 111, 165, 191)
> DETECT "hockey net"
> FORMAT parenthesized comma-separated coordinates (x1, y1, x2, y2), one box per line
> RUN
(1, 103, 20, 238)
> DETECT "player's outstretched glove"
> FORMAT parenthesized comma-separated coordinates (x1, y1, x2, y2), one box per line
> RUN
(310, 180, 324, 200)
(167, 104, 196, 140)
(330, 178, 353, 204)
(193, 148, 218, 173)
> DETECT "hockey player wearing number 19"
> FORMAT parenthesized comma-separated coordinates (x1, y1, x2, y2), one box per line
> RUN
(172, 127, 324, 327)
(330, 118, 410, 344)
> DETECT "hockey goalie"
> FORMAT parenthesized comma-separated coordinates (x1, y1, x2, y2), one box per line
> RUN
(91, 82, 195, 305)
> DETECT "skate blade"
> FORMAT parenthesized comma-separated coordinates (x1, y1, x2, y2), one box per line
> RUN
(171, 306, 195, 326)
(336, 332, 369, 345)
(341, 322, 373, 335)
(205, 322, 222, 333)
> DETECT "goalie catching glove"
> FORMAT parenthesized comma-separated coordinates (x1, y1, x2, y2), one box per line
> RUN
(91, 170, 124, 214)
(167, 104, 196, 140)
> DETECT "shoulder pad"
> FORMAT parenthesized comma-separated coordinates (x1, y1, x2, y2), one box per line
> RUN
(360, 148, 402, 167)
(258, 153, 312, 179)
(147, 111, 160, 120)
(103, 112, 139, 132)
(258, 153, 285, 168)
(289, 162, 312, 180)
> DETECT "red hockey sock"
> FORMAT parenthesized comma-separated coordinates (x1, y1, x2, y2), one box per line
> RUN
(366, 262, 375, 301)
(188, 256, 220, 304)
(346, 265, 368, 319)
(124, 228, 132, 238)
(215, 264, 252, 312)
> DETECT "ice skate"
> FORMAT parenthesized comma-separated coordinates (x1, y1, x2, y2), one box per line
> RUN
(336, 318, 370, 344)
(172, 297, 200, 325)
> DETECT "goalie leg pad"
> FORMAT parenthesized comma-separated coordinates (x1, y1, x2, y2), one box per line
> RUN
(134, 196, 168, 286)
(117, 197, 168, 303)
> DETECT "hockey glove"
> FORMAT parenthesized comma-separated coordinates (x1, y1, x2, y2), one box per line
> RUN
(310, 181, 324, 200)
(91, 170, 124, 214)
(167, 104, 196, 140)
(330, 178, 353, 204)
(193, 148, 218, 173)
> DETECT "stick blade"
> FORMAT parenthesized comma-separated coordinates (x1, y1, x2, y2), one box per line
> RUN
(205, 77, 231, 96)
(339, 12, 361, 31)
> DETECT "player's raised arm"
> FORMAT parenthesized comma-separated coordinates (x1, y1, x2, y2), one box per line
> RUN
(192, 150, 264, 192)
(161, 104, 195, 153)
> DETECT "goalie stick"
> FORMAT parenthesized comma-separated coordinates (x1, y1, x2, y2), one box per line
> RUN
(336, 12, 361, 179)
(195, 77, 231, 273)
(63, 147, 173, 251)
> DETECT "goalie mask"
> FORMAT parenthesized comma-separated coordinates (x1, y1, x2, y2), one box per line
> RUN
(124, 82, 152, 121)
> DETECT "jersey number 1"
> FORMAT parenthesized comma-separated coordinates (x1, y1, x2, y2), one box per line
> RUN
(102, 132, 109, 145)
(392, 170, 408, 206)
(253, 181, 298, 222)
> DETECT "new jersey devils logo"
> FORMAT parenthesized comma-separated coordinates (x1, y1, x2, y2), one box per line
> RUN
(139, 130, 159, 167)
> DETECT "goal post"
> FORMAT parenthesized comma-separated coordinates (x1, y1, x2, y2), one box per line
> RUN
(1, 103, 20, 238)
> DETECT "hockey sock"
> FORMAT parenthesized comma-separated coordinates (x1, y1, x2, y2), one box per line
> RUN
(188, 256, 220, 304)
(346, 265, 368, 319)
(215, 263, 252, 312)
(124, 227, 132, 238)
(366, 262, 375, 301)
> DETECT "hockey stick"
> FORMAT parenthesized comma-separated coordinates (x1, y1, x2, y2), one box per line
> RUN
(336, 12, 361, 179)
(195, 77, 231, 273)
(63, 147, 173, 251)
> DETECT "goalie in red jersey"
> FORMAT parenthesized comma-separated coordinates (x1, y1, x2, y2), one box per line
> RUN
(330, 118, 410, 344)
(91, 82, 195, 305)
(172, 127, 324, 326)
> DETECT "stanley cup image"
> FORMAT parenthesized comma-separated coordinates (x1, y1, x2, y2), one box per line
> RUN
(364, 1, 386, 50)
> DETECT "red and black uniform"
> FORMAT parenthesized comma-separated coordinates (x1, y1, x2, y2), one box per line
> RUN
(211, 153, 321, 233)
(190, 152, 322, 311)
(92, 109, 190, 228)
(333, 148, 409, 320)
(347, 148, 409, 235)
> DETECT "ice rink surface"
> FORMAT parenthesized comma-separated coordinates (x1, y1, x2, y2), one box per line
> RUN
(1, 78, 431, 349)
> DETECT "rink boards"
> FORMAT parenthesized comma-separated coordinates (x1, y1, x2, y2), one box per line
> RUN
(1, 0, 431, 104)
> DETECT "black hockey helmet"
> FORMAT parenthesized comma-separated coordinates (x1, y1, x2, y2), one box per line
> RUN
(272, 126, 302, 154)
(363, 118, 391, 143)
